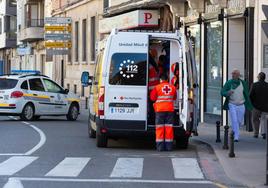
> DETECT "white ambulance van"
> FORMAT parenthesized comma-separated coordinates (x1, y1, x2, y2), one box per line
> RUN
(81, 29, 198, 148)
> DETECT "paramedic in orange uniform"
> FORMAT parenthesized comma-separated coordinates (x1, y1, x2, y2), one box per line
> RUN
(150, 74, 177, 151)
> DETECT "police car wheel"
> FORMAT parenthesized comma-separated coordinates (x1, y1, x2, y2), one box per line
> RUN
(20, 103, 35, 121)
(88, 118, 96, 138)
(66, 104, 79, 121)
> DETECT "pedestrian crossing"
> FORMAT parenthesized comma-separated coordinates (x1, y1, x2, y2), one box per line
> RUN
(0, 156, 205, 179)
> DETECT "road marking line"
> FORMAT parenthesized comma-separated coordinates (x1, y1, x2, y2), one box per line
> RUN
(172, 158, 204, 179)
(12, 177, 214, 184)
(46, 157, 90, 177)
(3, 178, 24, 188)
(22, 122, 30, 125)
(110, 158, 143, 178)
(24, 124, 46, 155)
(0, 153, 25, 156)
(0, 156, 38, 175)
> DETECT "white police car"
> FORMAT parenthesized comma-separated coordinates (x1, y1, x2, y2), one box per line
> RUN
(0, 74, 80, 121)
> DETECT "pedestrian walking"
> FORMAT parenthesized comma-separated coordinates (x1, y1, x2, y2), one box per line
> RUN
(250, 72, 268, 139)
(221, 69, 253, 142)
(150, 74, 177, 151)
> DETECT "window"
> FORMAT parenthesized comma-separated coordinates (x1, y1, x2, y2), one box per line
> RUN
(29, 78, 45, 91)
(90, 16, 96, 61)
(81, 86, 84, 97)
(74, 84, 77, 94)
(0, 18, 2, 34)
(0, 78, 18, 89)
(21, 80, 28, 90)
(103, 0, 109, 11)
(205, 21, 223, 116)
(5, 16, 16, 32)
(82, 19, 87, 62)
(75, 21, 79, 62)
(43, 79, 63, 93)
(109, 53, 147, 86)
(67, 83, 70, 90)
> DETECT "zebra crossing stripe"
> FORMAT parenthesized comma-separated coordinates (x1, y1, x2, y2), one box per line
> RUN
(172, 158, 204, 179)
(45, 157, 90, 177)
(0, 156, 38, 176)
(110, 158, 143, 178)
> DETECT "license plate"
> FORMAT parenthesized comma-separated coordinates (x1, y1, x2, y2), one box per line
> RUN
(110, 107, 139, 114)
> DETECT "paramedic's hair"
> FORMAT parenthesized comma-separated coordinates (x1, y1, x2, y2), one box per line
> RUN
(160, 74, 168, 81)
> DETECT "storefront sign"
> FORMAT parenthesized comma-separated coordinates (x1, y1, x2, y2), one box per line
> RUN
(263, 44, 268, 68)
(99, 10, 159, 33)
(204, 3, 221, 20)
(227, 0, 246, 15)
(45, 17, 72, 25)
(17, 47, 32, 55)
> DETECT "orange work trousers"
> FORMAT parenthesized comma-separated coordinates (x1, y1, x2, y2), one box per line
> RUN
(155, 112, 174, 151)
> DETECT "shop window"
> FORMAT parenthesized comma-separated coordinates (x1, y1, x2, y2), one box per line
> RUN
(205, 21, 223, 116)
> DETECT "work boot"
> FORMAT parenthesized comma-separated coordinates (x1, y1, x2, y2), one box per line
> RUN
(262, 134, 266, 139)
(253, 135, 258, 138)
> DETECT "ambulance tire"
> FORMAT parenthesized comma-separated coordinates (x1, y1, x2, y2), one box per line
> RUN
(175, 136, 189, 149)
(96, 129, 108, 148)
(88, 118, 96, 138)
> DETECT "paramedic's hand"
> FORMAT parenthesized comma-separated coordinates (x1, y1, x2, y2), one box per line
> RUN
(228, 90, 234, 96)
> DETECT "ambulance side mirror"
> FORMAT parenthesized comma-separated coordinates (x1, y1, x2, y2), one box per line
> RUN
(81, 71, 93, 87)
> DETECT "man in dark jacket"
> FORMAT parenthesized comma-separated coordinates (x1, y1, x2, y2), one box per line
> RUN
(250, 72, 268, 139)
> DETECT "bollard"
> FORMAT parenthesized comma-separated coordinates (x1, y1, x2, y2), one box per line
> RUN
(223, 125, 229, 150)
(216, 121, 221, 143)
(229, 131, 235, 158)
(85, 97, 88, 109)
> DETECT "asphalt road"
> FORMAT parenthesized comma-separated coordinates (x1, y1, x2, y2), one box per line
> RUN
(0, 111, 245, 188)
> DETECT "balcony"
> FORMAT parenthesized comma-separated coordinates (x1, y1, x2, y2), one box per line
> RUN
(18, 19, 44, 42)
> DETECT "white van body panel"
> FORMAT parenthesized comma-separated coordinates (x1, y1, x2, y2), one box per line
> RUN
(104, 33, 148, 122)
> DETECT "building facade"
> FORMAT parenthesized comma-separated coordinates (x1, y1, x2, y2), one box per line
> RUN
(51, 0, 103, 97)
(101, 0, 268, 128)
(0, 0, 16, 75)
(15, 0, 45, 74)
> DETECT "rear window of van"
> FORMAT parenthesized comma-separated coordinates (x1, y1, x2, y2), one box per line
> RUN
(0, 78, 18, 89)
(109, 53, 147, 86)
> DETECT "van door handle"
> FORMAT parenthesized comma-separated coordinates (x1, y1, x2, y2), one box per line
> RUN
(33, 94, 38, 96)
(50, 96, 55, 98)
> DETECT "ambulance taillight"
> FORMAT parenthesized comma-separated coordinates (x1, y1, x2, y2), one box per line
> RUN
(98, 86, 105, 118)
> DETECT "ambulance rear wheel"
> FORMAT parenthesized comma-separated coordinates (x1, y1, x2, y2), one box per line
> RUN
(88, 118, 96, 138)
(96, 130, 108, 148)
(176, 136, 189, 149)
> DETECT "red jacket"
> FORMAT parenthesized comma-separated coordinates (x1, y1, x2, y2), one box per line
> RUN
(150, 81, 177, 112)
(148, 64, 160, 91)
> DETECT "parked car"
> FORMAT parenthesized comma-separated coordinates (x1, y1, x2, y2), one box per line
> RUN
(0, 74, 80, 121)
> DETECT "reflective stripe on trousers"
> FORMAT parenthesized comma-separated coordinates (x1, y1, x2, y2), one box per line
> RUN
(155, 112, 174, 144)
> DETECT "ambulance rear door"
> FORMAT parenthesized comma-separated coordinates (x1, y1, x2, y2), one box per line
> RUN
(105, 32, 149, 130)
(169, 35, 188, 128)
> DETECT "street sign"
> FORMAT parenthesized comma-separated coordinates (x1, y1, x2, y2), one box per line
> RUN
(45, 25, 72, 32)
(45, 42, 72, 48)
(45, 17, 72, 25)
(46, 49, 69, 55)
(45, 33, 71, 41)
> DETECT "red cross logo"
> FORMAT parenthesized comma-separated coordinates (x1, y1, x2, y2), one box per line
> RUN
(162, 85, 172, 95)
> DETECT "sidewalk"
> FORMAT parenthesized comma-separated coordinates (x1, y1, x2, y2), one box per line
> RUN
(193, 123, 267, 188)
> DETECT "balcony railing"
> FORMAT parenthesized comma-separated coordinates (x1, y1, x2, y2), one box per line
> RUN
(6, 31, 16, 39)
(26, 19, 44, 28)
